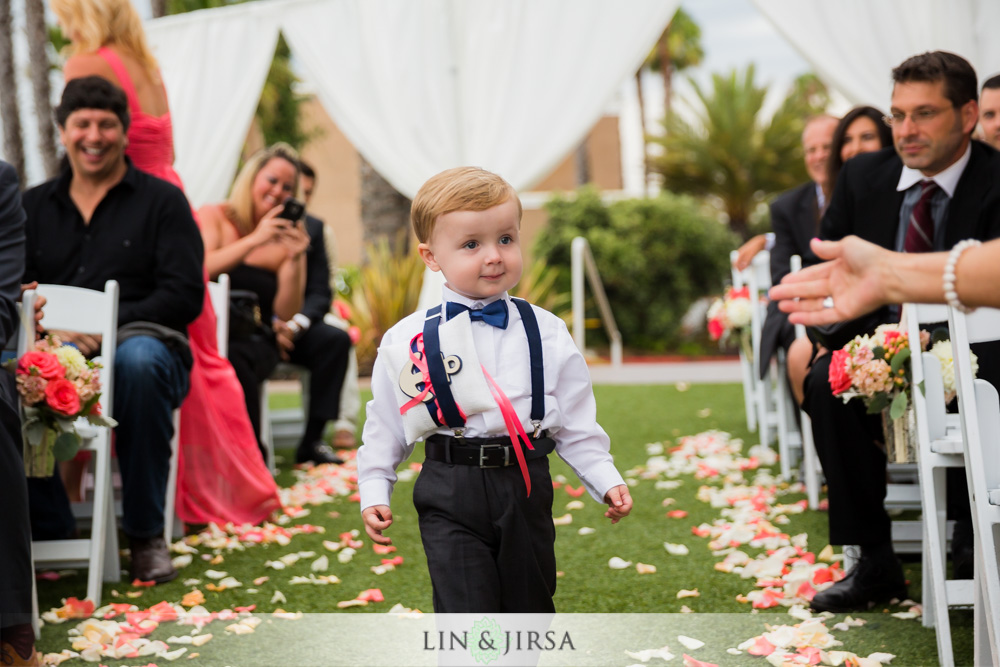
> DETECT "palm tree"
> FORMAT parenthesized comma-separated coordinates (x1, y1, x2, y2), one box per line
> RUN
(26, 0, 58, 177)
(651, 66, 827, 240)
(0, 0, 25, 183)
(649, 8, 703, 119)
(634, 9, 703, 187)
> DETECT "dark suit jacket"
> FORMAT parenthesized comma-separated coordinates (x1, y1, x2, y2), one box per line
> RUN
(0, 161, 24, 351)
(818, 141, 1000, 386)
(758, 181, 821, 378)
(0, 160, 33, 620)
(301, 214, 333, 324)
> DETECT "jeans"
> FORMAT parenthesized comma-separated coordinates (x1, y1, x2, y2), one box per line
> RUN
(28, 335, 190, 541)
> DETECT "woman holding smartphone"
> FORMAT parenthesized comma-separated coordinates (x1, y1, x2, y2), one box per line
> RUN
(52, 0, 281, 537)
(198, 143, 338, 462)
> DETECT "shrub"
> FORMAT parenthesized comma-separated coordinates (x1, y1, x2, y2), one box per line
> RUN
(534, 187, 738, 352)
(343, 239, 425, 374)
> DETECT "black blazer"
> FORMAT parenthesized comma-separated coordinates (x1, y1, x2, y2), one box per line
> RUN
(758, 181, 820, 378)
(300, 214, 334, 325)
(818, 141, 1000, 386)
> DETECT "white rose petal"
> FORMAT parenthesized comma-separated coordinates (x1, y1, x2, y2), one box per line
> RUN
(577, 527, 596, 535)
(608, 557, 632, 569)
(625, 646, 674, 662)
(171, 555, 192, 569)
(677, 635, 704, 650)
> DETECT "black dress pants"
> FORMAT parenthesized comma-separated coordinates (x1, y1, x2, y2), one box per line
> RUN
(802, 352, 891, 546)
(413, 456, 557, 613)
(0, 375, 33, 629)
(228, 322, 350, 453)
(287, 322, 351, 425)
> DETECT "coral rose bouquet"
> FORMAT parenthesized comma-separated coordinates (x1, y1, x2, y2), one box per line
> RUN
(828, 324, 919, 419)
(3, 335, 117, 477)
(707, 286, 754, 357)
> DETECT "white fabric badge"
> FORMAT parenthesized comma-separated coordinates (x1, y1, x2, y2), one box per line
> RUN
(379, 311, 494, 444)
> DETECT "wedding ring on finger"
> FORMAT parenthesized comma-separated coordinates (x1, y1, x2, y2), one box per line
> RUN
(822, 297, 834, 309)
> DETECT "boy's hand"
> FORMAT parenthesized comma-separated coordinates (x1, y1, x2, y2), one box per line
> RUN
(603, 485, 633, 524)
(362, 505, 394, 545)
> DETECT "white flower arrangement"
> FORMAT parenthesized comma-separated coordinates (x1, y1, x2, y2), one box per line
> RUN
(928, 339, 978, 398)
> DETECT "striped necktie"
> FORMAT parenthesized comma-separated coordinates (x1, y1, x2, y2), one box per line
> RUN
(904, 180, 939, 253)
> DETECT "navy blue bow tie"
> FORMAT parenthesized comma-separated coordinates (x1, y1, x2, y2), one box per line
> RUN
(445, 300, 509, 329)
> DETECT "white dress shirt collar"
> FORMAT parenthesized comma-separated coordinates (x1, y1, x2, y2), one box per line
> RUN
(896, 142, 972, 197)
(440, 284, 510, 310)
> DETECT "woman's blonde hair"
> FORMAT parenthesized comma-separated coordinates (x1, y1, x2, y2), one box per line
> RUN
(225, 143, 301, 236)
(51, 0, 159, 78)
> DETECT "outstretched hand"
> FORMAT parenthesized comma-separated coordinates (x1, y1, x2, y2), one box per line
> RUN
(603, 484, 633, 524)
(769, 236, 890, 326)
(362, 505, 393, 545)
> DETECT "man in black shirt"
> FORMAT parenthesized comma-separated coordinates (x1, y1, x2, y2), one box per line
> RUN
(21, 77, 204, 584)
(268, 160, 351, 465)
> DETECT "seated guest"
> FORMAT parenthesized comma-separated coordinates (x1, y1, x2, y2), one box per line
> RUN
(979, 74, 1000, 150)
(21, 77, 204, 583)
(0, 160, 43, 666)
(757, 115, 837, 403)
(802, 51, 1000, 611)
(300, 160, 361, 449)
(197, 145, 351, 465)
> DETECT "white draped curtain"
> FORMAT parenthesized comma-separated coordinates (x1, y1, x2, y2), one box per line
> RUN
(751, 0, 1000, 107)
(145, 0, 680, 207)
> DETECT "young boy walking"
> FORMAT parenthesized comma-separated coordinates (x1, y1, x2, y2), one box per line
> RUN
(358, 167, 632, 613)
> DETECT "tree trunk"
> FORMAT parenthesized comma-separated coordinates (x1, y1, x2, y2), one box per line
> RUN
(150, 0, 167, 18)
(359, 156, 411, 256)
(574, 141, 590, 186)
(729, 215, 750, 242)
(634, 69, 648, 192)
(25, 0, 58, 178)
(658, 32, 672, 119)
(0, 0, 25, 185)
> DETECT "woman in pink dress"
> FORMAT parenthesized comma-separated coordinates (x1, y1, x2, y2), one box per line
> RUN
(53, 0, 281, 527)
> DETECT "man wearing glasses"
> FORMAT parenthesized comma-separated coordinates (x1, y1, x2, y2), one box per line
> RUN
(801, 51, 1000, 612)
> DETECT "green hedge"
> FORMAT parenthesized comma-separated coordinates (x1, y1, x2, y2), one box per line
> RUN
(534, 187, 738, 352)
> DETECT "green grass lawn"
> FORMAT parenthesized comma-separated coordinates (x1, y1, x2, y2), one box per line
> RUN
(33, 383, 968, 666)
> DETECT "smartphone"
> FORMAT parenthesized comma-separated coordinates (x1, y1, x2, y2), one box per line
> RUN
(277, 197, 305, 221)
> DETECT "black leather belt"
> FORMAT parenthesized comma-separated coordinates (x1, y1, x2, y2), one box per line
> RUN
(424, 433, 555, 468)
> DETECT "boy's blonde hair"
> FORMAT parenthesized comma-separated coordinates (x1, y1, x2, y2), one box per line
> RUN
(226, 142, 300, 236)
(411, 167, 522, 243)
(52, 0, 160, 80)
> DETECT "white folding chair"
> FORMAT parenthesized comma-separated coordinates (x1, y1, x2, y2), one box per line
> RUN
(747, 251, 778, 451)
(789, 255, 822, 508)
(906, 303, 972, 666)
(731, 250, 758, 435)
(206, 274, 230, 359)
(950, 305, 1000, 667)
(23, 281, 120, 622)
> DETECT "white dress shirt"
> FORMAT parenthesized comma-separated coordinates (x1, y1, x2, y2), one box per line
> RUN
(358, 285, 625, 510)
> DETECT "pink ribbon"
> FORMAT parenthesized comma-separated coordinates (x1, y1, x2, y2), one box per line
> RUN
(400, 332, 535, 496)
(482, 367, 535, 496)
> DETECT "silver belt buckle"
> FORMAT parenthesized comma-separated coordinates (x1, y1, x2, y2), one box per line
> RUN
(479, 443, 508, 468)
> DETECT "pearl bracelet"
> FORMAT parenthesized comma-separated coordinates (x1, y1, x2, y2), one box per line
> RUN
(943, 239, 981, 313)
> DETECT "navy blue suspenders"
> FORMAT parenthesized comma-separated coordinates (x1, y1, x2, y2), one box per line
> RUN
(421, 298, 544, 434)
